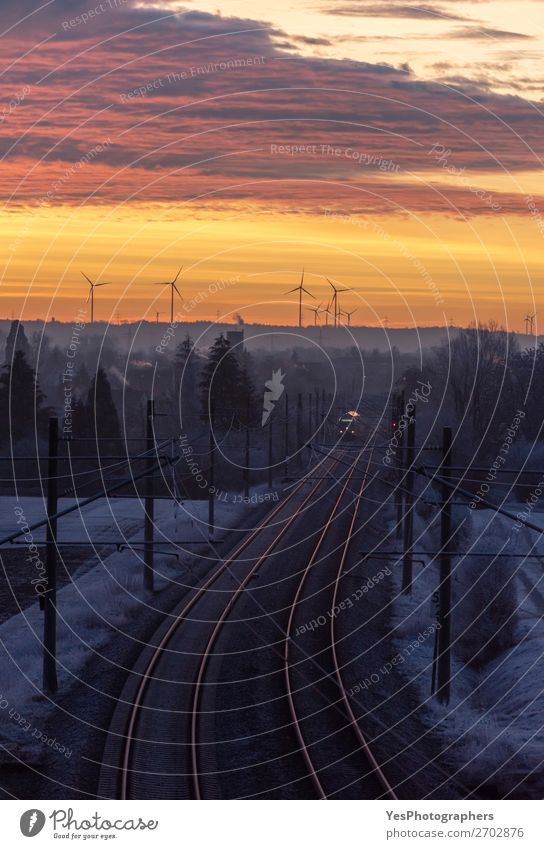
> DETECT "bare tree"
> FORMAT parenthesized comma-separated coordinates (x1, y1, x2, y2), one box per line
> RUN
(430, 322, 518, 459)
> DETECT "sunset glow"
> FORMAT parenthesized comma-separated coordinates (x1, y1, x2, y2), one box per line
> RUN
(1, 0, 543, 327)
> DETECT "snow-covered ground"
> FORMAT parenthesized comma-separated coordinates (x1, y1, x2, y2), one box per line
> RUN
(389, 502, 544, 798)
(0, 489, 272, 765)
(0, 493, 236, 545)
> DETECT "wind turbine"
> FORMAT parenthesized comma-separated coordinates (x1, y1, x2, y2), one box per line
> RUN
(153, 266, 184, 323)
(81, 272, 112, 323)
(339, 307, 358, 326)
(285, 269, 315, 327)
(526, 312, 536, 335)
(319, 302, 332, 327)
(327, 278, 351, 327)
(307, 302, 322, 326)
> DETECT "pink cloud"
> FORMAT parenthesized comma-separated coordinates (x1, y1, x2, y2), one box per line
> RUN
(0, 3, 542, 215)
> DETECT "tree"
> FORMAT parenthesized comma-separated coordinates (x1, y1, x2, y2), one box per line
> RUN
(176, 335, 194, 371)
(237, 350, 258, 427)
(200, 334, 242, 429)
(4, 320, 30, 364)
(457, 554, 518, 668)
(0, 350, 47, 444)
(511, 343, 544, 441)
(74, 361, 91, 396)
(85, 367, 121, 450)
(71, 395, 89, 436)
(430, 322, 518, 460)
(174, 335, 200, 431)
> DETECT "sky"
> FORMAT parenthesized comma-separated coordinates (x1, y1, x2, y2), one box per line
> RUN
(1, 0, 543, 328)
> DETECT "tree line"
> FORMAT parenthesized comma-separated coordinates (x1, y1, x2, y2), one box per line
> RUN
(0, 322, 262, 449)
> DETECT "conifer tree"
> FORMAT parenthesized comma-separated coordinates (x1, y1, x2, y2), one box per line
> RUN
(85, 367, 121, 451)
(200, 334, 242, 428)
(0, 350, 47, 444)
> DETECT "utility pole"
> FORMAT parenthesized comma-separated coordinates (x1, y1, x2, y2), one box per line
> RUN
(268, 415, 273, 490)
(244, 402, 250, 499)
(297, 393, 303, 458)
(402, 402, 416, 593)
(43, 416, 58, 694)
(144, 400, 155, 592)
(321, 388, 326, 431)
(307, 392, 313, 459)
(436, 426, 453, 704)
(209, 400, 215, 536)
(394, 391, 405, 539)
(284, 393, 289, 475)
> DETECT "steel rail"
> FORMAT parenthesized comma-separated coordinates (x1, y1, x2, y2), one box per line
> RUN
(330, 450, 397, 799)
(284, 449, 397, 799)
(117, 449, 336, 799)
(189, 457, 340, 799)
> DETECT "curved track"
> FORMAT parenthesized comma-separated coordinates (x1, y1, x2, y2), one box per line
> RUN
(107, 450, 338, 798)
(101, 444, 394, 799)
(284, 450, 397, 799)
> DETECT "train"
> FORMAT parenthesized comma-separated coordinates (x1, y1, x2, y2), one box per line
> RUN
(337, 409, 363, 440)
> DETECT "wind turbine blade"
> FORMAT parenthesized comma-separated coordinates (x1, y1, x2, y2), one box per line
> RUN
(327, 278, 336, 291)
(173, 266, 183, 282)
(284, 287, 300, 294)
(94, 282, 111, 287)
(301, 286, 316, 299)
(173, 283, 184, 300)
(81, 272, 93, 285)
(85, 293, 91, 304)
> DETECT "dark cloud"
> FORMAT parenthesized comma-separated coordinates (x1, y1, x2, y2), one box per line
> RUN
(293, 35, 333, 46)
(0, 2, 542, 216)
(321, 3, 469, 20)
(448, 26, 532, 40)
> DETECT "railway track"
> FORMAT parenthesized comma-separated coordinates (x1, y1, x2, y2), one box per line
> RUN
(188, 458, 341, 799)
(100, 442, 394, 799)
(284, 449, 396, 799)
(100, 448, 341, 798)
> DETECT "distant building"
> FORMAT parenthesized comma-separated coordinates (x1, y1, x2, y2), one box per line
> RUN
(226, 328, 244, 352)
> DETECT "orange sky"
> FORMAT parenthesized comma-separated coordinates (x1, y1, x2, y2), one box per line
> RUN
(2, 202, 541, 330)
(1, 1, 543, 328)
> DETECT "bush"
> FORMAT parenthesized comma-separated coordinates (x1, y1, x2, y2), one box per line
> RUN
(456, 554, 518, 668)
